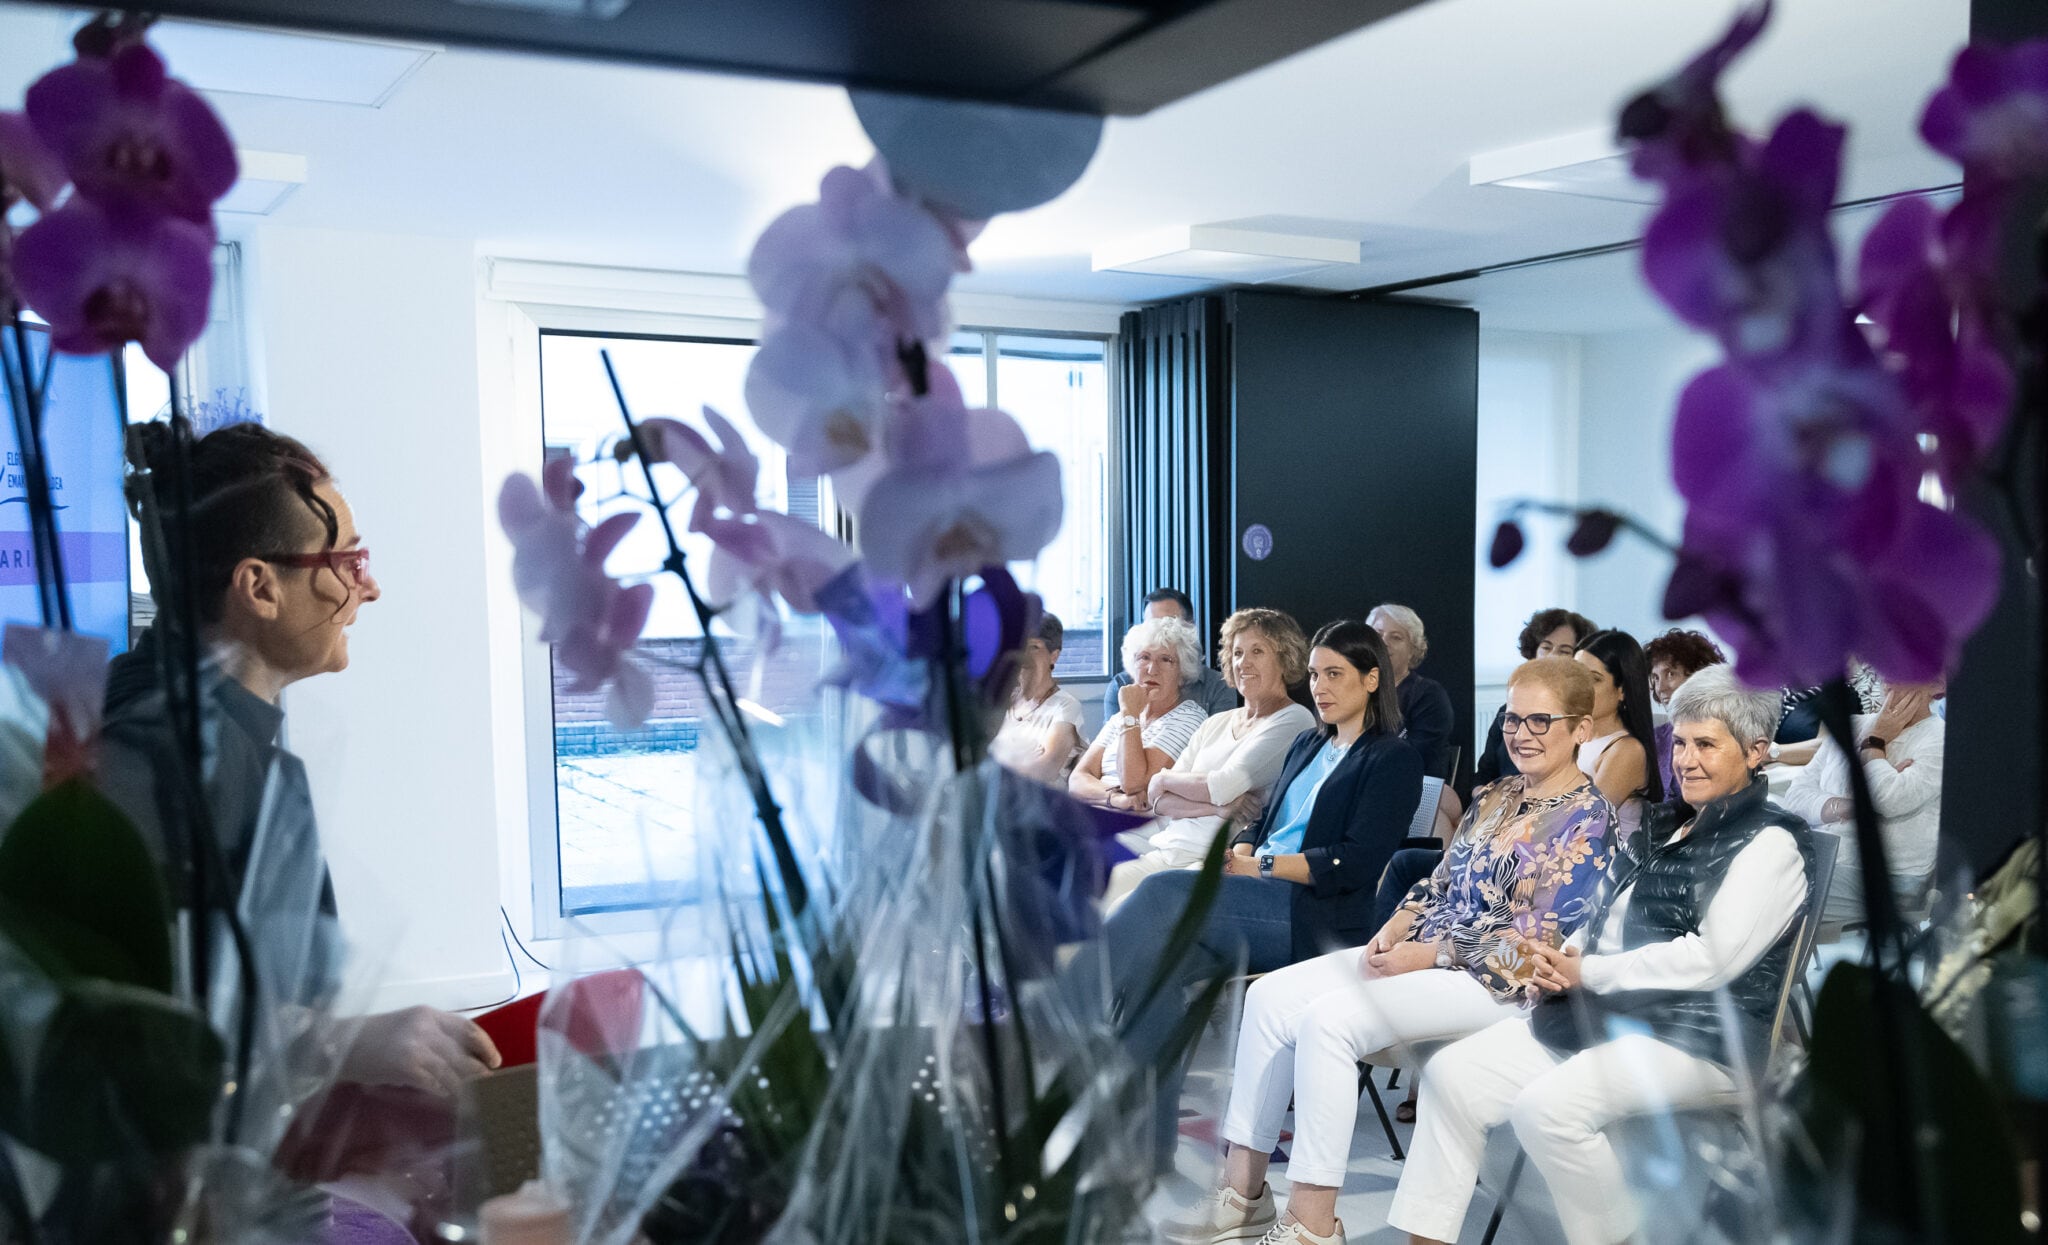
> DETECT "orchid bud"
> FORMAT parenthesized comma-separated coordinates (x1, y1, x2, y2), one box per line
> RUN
(1487, 520, 1525, 569)
(1566, 510, 1621, 557)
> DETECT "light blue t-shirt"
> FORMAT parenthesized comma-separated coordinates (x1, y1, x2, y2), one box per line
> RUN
(1257, 738, 1346, 859)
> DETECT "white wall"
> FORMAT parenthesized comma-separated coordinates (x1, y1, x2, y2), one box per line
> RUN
(249, 226, 516, 1012)
(1570, 328, 1716, 641)
(1474, 330, 1579, 685)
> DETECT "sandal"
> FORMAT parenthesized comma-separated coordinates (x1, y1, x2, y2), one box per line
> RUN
(1395, 1100, 1417, 1125)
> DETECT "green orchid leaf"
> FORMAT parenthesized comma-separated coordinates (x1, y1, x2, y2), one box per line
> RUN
(0, 777, 172, 992)
(1784, 961, 2025, 1244)
(0, 977, 222, 1164)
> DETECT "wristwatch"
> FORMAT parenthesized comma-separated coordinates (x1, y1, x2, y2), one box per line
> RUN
(1859, 734, 1889, 755)
(1433, 942, 1454, 970)
(1257, 854, 1275, 880)
(1118, 714, 1141, 731)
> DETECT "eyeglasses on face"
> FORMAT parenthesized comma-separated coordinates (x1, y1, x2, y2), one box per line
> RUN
(1502, 711, 1582, 736)
(262, 547, 373, 587)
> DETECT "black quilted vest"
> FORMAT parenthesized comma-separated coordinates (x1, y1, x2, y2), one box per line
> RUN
(1530, 778, 1812, 1069)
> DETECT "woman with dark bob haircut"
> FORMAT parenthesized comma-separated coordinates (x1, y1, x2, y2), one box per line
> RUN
(1066, 619, 1425, 1171)
(98, 422, 501, 1114)
(1475, 607, 1598, 787)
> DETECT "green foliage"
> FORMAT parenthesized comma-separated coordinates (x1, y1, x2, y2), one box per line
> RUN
(1782, 961, 2026, 1244)
(0, 777, 223, 1164)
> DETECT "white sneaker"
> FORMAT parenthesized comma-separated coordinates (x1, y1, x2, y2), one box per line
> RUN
(1159, 1183, 1277, 1244)
(1253, 1217, 1346, 1245)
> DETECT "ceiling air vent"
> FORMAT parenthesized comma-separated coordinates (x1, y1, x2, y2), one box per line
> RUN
(1092, 224, 1360, 284)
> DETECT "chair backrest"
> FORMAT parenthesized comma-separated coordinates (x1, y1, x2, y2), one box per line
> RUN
(1444, 744, 1462, 784)
(1769, 832, 1840, 1053)
(1406, 775, 1447, 840)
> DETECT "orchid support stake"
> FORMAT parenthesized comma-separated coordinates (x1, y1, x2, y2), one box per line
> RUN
(597, 349, 812, 924)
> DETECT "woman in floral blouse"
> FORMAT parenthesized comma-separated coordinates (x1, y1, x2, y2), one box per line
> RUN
(1164, 658, 1616, 1245)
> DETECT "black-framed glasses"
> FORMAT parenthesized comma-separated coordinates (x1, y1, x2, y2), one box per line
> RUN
(1502, 711, 1582, 736)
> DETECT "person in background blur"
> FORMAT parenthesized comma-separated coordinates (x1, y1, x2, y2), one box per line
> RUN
(1370, 603, 1454, 781)
(1643, 628, 1726, 802)
(991, 611, 1086, 784)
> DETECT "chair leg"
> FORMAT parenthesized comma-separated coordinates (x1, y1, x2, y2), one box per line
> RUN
(1386, 1066, 1402, 1091)
(1478, 1151, 1527, 1245)
(1359, 1066, 1405, 1161)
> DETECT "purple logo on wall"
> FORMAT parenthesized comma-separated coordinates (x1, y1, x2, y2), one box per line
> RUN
(1242, 523, 1273, 561)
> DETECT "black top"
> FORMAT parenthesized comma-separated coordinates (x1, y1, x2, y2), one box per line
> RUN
(1473, 702, 1520, 790)
(96, 626, 338, 1004)
(1231, 727, 1424, 960)
(1396, 671, 1455, 779)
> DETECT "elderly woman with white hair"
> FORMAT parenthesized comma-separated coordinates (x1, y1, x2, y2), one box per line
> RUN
(1069, 614, 1210, 811)
(1388, 666, 1812, 1245)
(1370, 603, 1456, 780)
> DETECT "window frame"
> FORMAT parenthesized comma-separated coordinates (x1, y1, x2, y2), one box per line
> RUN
(493, 281, 1126, 943)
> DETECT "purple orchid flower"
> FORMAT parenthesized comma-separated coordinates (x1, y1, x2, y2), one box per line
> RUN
(24, 40, 237, 226)
(498, 458, 655, 730)
(1640, 108, 1850, 366)
(10, 197, 213, 370)
(743, 318, 889, 477)
(1920, 39, 2048, 186)
(0, 111, 67, 213)
(637, 406, 759, 533)
(746, 162, 957, 380)
(1618, 0, 1771, 185)
(699, 507, 855, 621)
(1856, 195, 2016, 476)
(858, 409, 1064, 609)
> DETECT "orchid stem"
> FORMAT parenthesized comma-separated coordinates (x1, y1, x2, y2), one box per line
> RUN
(597, 349, 814, 928)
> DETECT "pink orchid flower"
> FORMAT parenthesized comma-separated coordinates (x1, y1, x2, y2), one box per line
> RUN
(10, 197, 213, 370)
(498, 458, 655, 730)
(700, 508, 856, 619)
(858, 392, 1063, 608)
(743, 319, 890, 477)
(25, 40, 237, 226)
(0, 111, 67, 212)
(637, 406, 759, 532)
(747, 163, 957, 376)
(2, 623, 109, 787)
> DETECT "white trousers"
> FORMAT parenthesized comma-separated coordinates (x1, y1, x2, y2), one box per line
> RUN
(1102, 845, 1206, 911)
(1219, 949, 1514, 1188)
(1386, 1017, 1739, 1245)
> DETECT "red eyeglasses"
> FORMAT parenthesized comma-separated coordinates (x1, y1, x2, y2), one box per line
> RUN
(261, 547, 374, 587)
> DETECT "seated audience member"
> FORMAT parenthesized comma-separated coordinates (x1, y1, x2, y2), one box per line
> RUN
(1387, 667, 1808, 1245)
(1644, 628, 1727, 800)
(1103, 608, 1316, 907)
(1103, 587, 1240, 719)
(1476, 608, 1597, 788)
(1070, 620, 1423, 1170)
(1573, 629, 1662, 840)
(1779, 676, 1945, 929)
(1070, 615, 1208, 809)
(1166, 658, 1614, 1245)
(991, 611, 1087, 784)
(1370, 603, 1454, 779)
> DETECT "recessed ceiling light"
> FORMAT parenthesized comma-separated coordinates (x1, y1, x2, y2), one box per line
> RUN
(146, 20, 437, 108)
(1092, 224, 1360, 284)
(218, 150, 308, 216)
(1470, 127, 1658, 205)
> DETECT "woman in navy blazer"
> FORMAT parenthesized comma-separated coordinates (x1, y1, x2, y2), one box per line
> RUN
(1073, 619, 1425, 1170)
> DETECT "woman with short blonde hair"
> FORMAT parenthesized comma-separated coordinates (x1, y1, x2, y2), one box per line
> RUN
(1102, 607, 1316, 906)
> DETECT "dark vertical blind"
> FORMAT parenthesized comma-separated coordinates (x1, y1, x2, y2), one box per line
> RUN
(1116, 297, 1232, 649)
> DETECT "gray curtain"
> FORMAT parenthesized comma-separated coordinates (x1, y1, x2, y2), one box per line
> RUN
(1115, 295, 1231, 649)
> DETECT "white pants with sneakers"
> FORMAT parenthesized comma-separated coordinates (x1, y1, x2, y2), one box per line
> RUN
(1386, 1016, 1740, 1245)
(1220, 949, 1515, 1189)
(1102, 844, 1206, 911)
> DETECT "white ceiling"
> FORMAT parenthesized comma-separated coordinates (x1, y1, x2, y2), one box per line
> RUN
(0, 0, 1968, 322)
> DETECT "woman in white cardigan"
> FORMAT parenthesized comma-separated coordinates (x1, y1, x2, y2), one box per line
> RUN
(1101, 608, 1315, 908)
(1778, 677, 1945, 928)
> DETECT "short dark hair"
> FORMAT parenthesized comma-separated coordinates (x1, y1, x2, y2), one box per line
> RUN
(1035, 610, 1064, 653)
(1307, 619, 1403, 739)
(125, 421, 339, 625)
(1143, 587, 1194, 620)
(1517, 607, 1599, 660)
(1643, 628, 1726, 677)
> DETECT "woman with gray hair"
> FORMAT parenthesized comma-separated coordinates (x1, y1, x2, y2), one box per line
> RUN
(1069, 614, 1209, 811)
(1370, 603, 1455, 780)
(1388, 666, 1813, 1245)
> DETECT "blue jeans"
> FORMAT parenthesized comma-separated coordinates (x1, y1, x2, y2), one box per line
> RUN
(1066, 870, 1296, 1170)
